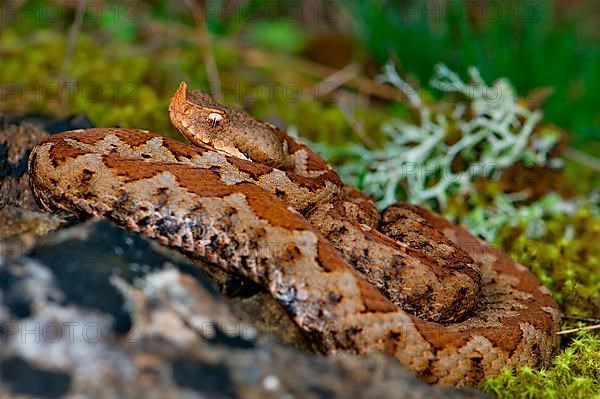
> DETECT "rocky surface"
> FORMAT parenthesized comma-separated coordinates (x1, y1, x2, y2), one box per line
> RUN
(0, 117, 489, 398)
(0, 121, 49, 210)
(0, 115, 94, 239)
(0, 114, 93, 211)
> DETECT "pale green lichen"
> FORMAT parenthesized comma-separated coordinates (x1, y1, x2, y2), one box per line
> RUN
(450, 192, 598, 244)
(326, 63, 560, 210)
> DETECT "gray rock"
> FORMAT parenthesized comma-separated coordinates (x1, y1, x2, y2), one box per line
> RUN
(0, 122, 65, 241)
(0, 206, 63, 240)
(0, 122, 49, 210)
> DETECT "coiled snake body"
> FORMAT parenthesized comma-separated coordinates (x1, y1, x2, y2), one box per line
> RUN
(29, 82, 560, 386)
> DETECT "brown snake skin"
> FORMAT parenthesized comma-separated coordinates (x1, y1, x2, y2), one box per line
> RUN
(28, 82, 560, 386)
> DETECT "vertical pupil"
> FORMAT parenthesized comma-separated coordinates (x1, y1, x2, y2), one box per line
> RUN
(208, 113, 222, 127)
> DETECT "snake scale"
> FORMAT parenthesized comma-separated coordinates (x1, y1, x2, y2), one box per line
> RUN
(28, 82, 560, 387)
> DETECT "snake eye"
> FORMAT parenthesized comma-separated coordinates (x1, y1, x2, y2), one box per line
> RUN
(208, 112, 223, 127)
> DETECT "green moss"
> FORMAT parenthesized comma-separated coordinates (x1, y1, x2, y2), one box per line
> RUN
(0, 29, 172, 135)
(484, 332, 600, 398)
(562, 159, 600, 198)
(496, 204, 600, 319)
(471, 174, 600, 397)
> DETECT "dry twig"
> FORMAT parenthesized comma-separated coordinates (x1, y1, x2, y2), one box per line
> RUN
(557, 324, 600, 335)
(337, 94, 378, 149)
(564, 147, 600, 173)
(57, 0, 86, 111)
(306, 63, 360, 99)
(183, 0, 221, 101)
(58, 0, 86, 84)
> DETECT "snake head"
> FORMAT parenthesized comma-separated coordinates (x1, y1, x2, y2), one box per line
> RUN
(169, 82, 291, 169)
(169, 81, 230, 145)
